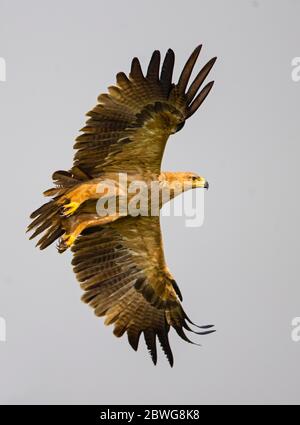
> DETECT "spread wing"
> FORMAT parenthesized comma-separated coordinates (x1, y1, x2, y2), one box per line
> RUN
(73, 45, 216, 176)
(71, 216, 215, 366)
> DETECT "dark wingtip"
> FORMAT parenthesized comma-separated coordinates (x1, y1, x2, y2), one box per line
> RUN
(144, 330, 158, 366)
(185, 53, 217, 105)
(183, 309, 216, 331)
(193, 44, 203, 54)
(157, 328, 174, 367)
(147, 50, 161, 80)
(130, 57, 143, 79)
(127, 330, 141, 352)
(195, 329, 216, 336)
(177, 44, 203, 93)
(186, 80, 215, 118)
(160, 48, 175, 96)
(199, 324, 215, 329)
(171, 279, 183, 301)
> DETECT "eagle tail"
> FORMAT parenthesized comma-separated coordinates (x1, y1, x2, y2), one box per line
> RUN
(27, 199, 64, 250)
(27, 167, 89, 250)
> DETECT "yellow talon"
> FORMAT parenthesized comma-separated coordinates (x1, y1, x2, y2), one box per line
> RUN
(62, 201, 80, 217)
(61, 233, 76, 247)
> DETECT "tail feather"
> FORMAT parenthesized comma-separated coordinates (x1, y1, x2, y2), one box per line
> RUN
(27, 205, 59, 232)
(37, 226, 64, 250)
(28, 199, 64, 249)
(43, 187, 65, 197)
(30, 200, 55, 219)
(28, 167, 89, 250)
(29, 218, 53, 240)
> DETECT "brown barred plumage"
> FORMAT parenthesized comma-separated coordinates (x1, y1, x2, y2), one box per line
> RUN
(28, 45, 216, 365)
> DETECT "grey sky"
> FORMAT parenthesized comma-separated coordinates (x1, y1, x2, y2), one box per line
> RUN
(0, 0, 299, 404)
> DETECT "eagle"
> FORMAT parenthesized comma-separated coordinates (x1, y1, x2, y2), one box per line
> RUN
(28, 45, 217, 366)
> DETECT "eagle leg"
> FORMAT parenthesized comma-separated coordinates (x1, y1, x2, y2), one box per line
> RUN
(58, 213, 120, 252)
(58, 182, 99, 217)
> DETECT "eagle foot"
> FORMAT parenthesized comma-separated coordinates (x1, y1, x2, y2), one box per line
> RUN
(58, 233, 76, 253)
(61, 201, 80, 217)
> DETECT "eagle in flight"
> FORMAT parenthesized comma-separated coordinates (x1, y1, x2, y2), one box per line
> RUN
(28, 45, 217, 366)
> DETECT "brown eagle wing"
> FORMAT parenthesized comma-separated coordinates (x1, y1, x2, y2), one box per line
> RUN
(71, 216, 214, 366)
(73, 46, 216, 176)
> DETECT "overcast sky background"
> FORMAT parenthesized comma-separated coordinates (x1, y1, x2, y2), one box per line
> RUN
(0, 0, 300, 404)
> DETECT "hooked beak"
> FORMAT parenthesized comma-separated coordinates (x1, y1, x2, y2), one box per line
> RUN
(192, 177, 209, 190)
